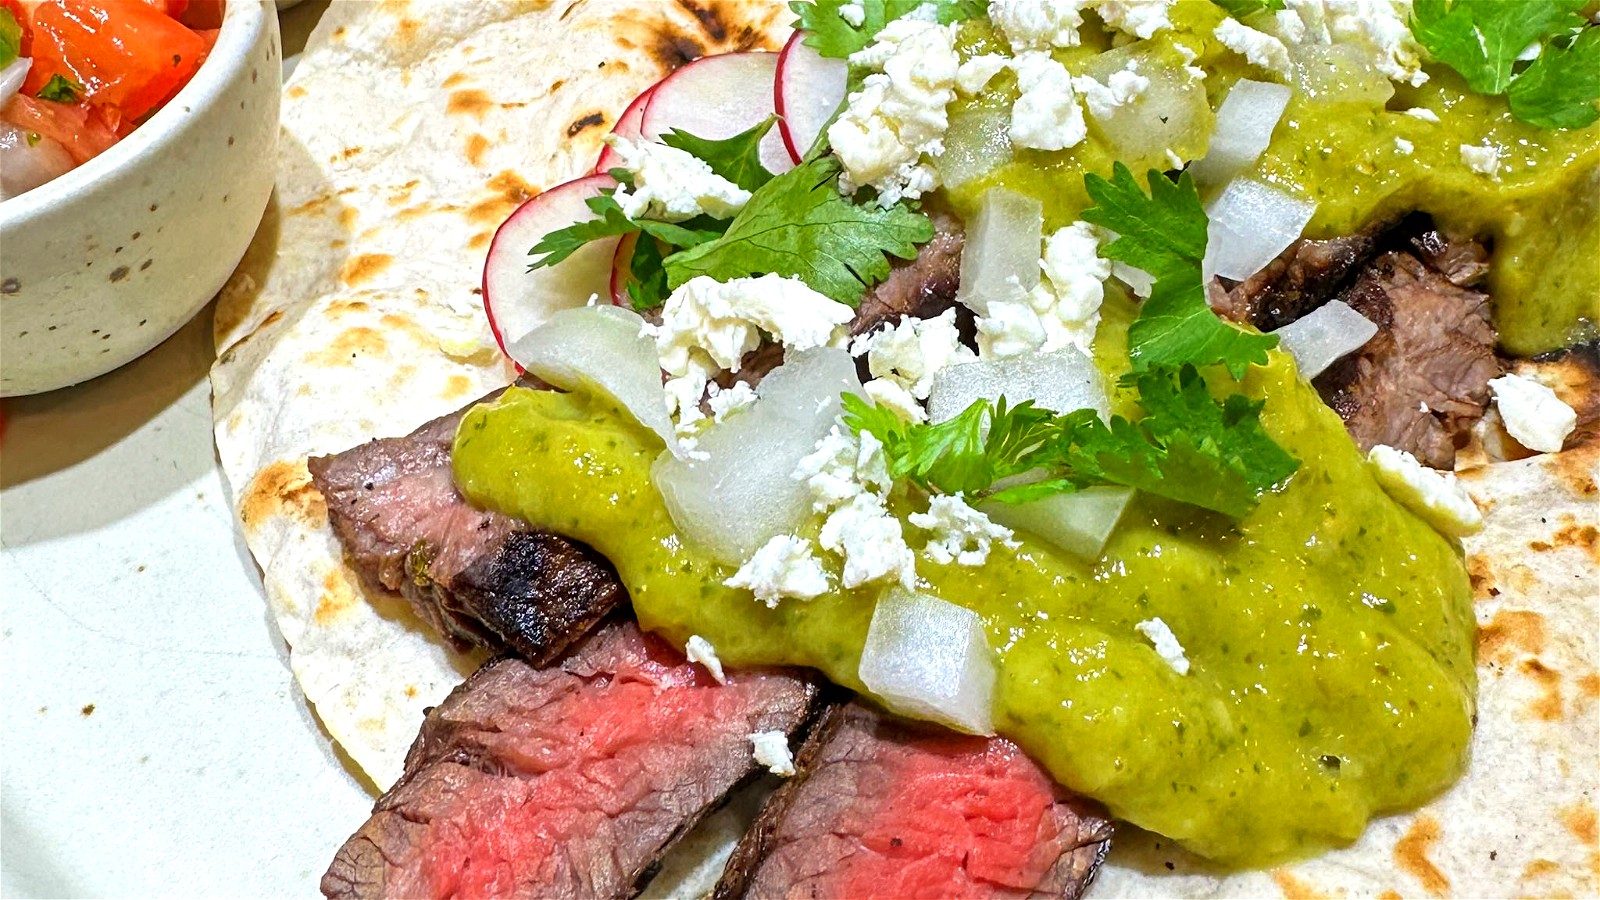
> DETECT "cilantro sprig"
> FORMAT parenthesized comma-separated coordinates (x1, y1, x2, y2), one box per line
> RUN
(0, 8, 20, 69)
(1410, 0, 1598, 130)
(36, 74, 84, 104)
(844, 365, 1300, 518)
(1082, 163, 1277, 379)
(794, 0, 985, 60)
(1213, 0, 1285, 18)
(664, 156, 932, 305)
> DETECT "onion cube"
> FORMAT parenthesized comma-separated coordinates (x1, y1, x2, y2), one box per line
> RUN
(957, 188, 1043, 316)
(1202, 178, 1316, 282)
(858, 589, 996, 735)
(1272, 300, 1378, 379)
(1188, 80, 1291, 185)
(927, 348, 1109, 424)
(981, 486, 1134, 562)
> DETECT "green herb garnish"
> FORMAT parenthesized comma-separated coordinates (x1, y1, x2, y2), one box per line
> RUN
(1213, 0, 1286, 18)
(37, 74, 85, 104)
(662, 156, 932, 306)
(1410, 0, 1598, 129)
(843, 365, 1300, 518)
(0, 8, 21, 69)
(793, 0, 985, 60)
(659, 117, 779, 193)
(1082, 163, 1278, 379)
(526, 192, 722, 271)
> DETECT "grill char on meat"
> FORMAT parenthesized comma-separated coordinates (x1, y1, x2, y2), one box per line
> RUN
(307, 399, 623, 664)
(322, 621, 822, 900)
(714, 702, 1114, 900)
(1213, 220, 1500, 469)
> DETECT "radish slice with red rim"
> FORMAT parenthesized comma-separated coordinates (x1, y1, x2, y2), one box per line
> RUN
(482, 173, 619, 362)
(776, 32, 848, 164)
(593, 85, 657, 174)
(640, 51, 793, 175)
(609, 231, 639, 307)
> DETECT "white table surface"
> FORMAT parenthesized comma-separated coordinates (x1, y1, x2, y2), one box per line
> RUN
(0, 4, 374, 896)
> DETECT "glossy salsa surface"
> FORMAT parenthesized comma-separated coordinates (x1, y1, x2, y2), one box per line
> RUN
(452, 357, 1476, 866)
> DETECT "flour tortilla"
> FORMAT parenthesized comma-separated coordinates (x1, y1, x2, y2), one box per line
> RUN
(209, 0, 793, 788)
(211, 1, 1599, 895)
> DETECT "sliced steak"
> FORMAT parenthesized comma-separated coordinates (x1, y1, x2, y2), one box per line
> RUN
(853, 207, 966, 336)
(323, 621, 822, 900)
(714, 702, 1113, 900)
(1209, 230, 1383, 331)
(308, 398, 623, 663)
(1315, 249, 1500, 468)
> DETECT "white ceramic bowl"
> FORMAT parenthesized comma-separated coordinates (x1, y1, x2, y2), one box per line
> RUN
(0, 1, 281, 396)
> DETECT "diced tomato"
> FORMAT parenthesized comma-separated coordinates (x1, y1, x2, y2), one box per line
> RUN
(136, 0, 189, 17)
(0, 94, 118, 164)
(178, 0, 221, 30)
(25, 0, 206, 121)
(0, 0, 31, 58)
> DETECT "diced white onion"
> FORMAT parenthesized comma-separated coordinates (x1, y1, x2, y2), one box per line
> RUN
(980, 486, 1133, 562)
(1084, 64, 1211, 165)
(936, 101, 1013, 189)
(0, 58, 29, 107)
(511, 305, 680, 454)
(1271, 300, 1378, 379)
(927, 348, 1109, 423)
(651, 348, 862, 565)
(1202, 177, 1316, 282)
(957, 188, 1043, 316)
(858, 588, 996, 735)
(1188, 80, 1291, 185)
(1289, 45, 1395, 107)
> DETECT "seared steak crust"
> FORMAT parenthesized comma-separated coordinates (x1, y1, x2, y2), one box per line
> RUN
(323, 621, 822, 900)
(715, 702, 1114, 900)
(1315, 249, 1500, 468)
(307, 397, 623, 664)
(853, 208, 966, 335)
(1211, 230, 1383, 331)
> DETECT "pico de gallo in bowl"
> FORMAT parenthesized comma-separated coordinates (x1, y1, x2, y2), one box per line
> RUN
(0, 0, 223, 200)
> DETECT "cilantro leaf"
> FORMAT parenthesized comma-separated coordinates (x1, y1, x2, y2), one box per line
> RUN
(1082, 163, 1277, 379)
(662, 156, 933, 305)
(527, 193, 722, 271)
(624, 234, 672, 311)
(36, 74, 84, 104)
(1214, 0, 1285, 18)
(846, 365, 1299, 518)
(793, 0, 984, 60)
(1508, 27, 1600, 130)
(660, 117, 779, 193)
(0, 8, 20, 69)
(1409, 0, 1586, 96)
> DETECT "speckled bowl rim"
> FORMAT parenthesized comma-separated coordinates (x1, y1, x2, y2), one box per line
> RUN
(0, 0, 268, 225)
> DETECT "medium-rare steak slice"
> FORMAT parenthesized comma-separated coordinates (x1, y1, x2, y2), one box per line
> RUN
(308, 398, 623, 664)
(714, 702, 1114, 900)
(1210, 229, 1383, 331)
(1315, 248, 1500, 469)
(323, 621, 822, 900)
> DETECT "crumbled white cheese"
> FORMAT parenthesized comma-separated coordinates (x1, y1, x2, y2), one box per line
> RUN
(864, 378, 927, 422)
(725, 534, 832, 607)
(685, 634, 727, 684)
(838, 0, 865, 27)
(1368, 444, 1484, 537)
(1460, 142, 1502, 179)
(978, 222, 1111, 358)
(1489, 373, 1577, 454)
(851, 307, 974, 402)
(831, 15, 959, 206)
(1008, 51, 1087, 151)
(1273, 8, 1308, 43)
(652, 275, 853, 423)
(1096, 0, 1173, 39)
(820, 493, 918, 589)
(1214, 18, 1293, 77)
(989, 0, 1091, 50)
(749, 731, 796, 777)
(1135, 618, 1190, 675)
(1274, 0, 1429, 87)
(1403, 107, 1441, 123)
(1394, 137, 1414, 156)
(795, 425, 893, 512)
(909, 493, 1019, 566)
(956, 53, 1011, 95)
(604, 135, 751, 222)
(1072, 67, 1151, 122)
(706, 381, 757, 422)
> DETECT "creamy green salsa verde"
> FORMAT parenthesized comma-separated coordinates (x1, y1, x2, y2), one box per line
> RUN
(948, 4, 1600, 355)
(452, 354, 1475, 866)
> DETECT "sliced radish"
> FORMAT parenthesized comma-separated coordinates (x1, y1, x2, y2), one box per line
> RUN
(610, 232, 639, 307)
(593, 85, 657, 174)
(776, 32, 849, 164)
(641, 51, 793, 175)
(483, 173, 619, 359)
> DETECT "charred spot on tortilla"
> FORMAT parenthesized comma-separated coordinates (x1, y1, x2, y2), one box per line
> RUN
(445, 89, 493, 119)
(337, 254, 393, 288)
(565, 112, 605, 138)
(676, 0, 728, 43)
